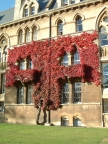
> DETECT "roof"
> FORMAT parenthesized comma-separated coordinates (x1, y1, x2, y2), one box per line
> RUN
(0, 8, 14, 25)
(0, 0, 57, 25)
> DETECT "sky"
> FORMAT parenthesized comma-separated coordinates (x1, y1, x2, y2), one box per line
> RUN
(0, 0, 15, 12)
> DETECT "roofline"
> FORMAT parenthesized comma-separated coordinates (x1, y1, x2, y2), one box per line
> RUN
(0, 7, 14, 13)
(0, 0, 104, 28)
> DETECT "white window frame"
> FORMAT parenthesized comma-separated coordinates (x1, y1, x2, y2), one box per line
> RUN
(73, 82, 81, 103)
(61, 83, 69, 104)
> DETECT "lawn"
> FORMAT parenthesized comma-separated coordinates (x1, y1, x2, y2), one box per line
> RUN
(0, 124, 108, 144)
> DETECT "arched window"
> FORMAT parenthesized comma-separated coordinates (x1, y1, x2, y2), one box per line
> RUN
(32, 26, 37, 41)
(18, 30, 23, 44)
(57, 20, 63, 35)
(25, 28, 30, 42)
(61, 116, 69, 126)
(76, 16, 83, 32)
(99, 26, 108, 46)
(74, 51, 80, 64)
(30, 3, 35, 15)
(24, 5, 28, 17)
(61, 53, 68, 66)
(73, 117, 81, 126)
(3, 46, 8, 62)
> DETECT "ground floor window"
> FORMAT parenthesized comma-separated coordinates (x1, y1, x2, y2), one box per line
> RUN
(61, 83, 69, 104)
(26, 85, 33, 104)
(104, 99, 108, 113)
(61, 116, 69, 126)
(73, 117, 81, 126)
(17, 87, 24, 104)
(73, 82, 81, 103)
(0, 102, 4, 112)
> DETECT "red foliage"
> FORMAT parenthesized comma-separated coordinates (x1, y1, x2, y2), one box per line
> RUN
(6, 31, 100, 110)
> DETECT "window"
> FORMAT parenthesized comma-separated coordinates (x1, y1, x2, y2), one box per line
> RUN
(71, 0, 75, 4)
(26, 85, 33, 104)
(0, 47, 2, 62)
(0, 102, 4, 112)
(73, 82, 81, 103)
(19, 60, 25, 70)
(30, 6, 35, 15)
(73, 117, 81, 126)
(99, 27, 108, 46)
(1, 74, 5, 94)
(104, 99, 108, 113)
(27, 59, 33, 69)
(32, 27, 37, 41)
(25, 28, 30, 42)
(74, 51, 80, 64)
(17, 87, 24, 104)
(62, 0, 68, 5)
(80, 0, 84, 2)
(58, 20, 63, 35)
(103, 17, 108, 23)
(18, 30, 23, 44)
(61, 83, 69, 104)
(61, 117, 69, 126)
(102, 63, 108, 89)
(24, 6, 28, 17)
(76, 16, 83, 32)
(3, 46, 8, 62)
(61, 53, 68, 66)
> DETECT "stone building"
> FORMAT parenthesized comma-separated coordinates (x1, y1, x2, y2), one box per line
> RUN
(0, 0, 108, 127)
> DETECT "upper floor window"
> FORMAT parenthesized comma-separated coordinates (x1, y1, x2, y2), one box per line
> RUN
(25, 28, 30, 42)
(32, 27, 37, 41)
(61, 83, 69, 104)
(57, 20, 63, 35)
(19, 60, 25, 70)
(73, 82, 81, 103)
(30, 4, 35, 15)
(17, 86, 24, 104)
(62, 0, 68, 6)
(26, 85, 33, 104)
(74, 51, 80, 64)
(61, 53, 68, 66)
(27, 58, 33, 69)
(99, 26, 108, 46)
(24, 5, 28, 17)
(71, 0, 75, 4)
(76, 16, 83, 32)
(18, 30, 23, 44)
(102, 63, 108, 89)
(103, 17, 108, 23)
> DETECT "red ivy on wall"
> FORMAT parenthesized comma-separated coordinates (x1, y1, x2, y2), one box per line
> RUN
(6, 31, 100, 110)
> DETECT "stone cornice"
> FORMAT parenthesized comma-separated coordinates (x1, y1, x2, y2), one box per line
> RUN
(0, 0, 104, 29)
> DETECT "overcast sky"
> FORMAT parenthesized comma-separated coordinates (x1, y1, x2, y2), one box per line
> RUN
(0, 0, 15, 12)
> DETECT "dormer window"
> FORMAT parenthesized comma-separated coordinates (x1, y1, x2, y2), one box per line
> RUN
(30, 4, 35, 15)
(62, 0, 68, 6)
(24, 5, 28, 17)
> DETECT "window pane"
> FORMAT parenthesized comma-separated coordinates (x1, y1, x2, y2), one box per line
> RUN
(74, 51, 80, 64)
(33, 28, 37, 41)
(25, 9, 28, 17)
(31, 7, 35, 15)
(102, 63, 108, 88)
(27, 85, 33, 104)
(77, 25, 82, 32)
(101, 40, 108, 46)
(61, 83, 69, 104)
(76, 18, 82, 25)
(74, 82, 81, 103)
(71, 0, 75, 4)
(73, 118, 81, 126)
(104, 99, 108, 113)
(18, 87, 24, 104)
(100, 33, 107, 40)
(58, 22, 63, 35)
(100, 27, 106, 32)
(62, 54, 68, 66)
(103, 17, 108, 22)
(0, 102, 4, 112)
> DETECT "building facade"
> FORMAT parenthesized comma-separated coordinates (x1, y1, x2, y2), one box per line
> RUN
(0, 0, 108, 127)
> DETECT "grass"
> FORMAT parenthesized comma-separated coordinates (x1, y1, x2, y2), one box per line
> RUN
(0, 124, 108, 144)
